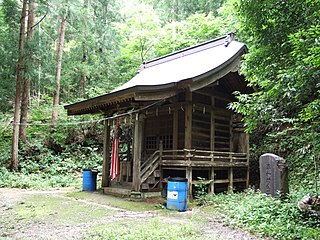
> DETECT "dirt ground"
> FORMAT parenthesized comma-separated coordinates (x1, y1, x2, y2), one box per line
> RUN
(0, 188, 265, 240)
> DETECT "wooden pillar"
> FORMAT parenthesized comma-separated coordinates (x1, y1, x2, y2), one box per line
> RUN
(210, 97, 215, 194)
(159, 140, 163, 189)
(132, 113, 144, 192)
(210, 97, 215, 151)
(186, 166, 192, 201)
(229, 113, 234, 152)
(102, 119, 111, 188)
(210, 167, 215, 193)
(173, 109, 178, 150)
(228, 112, 234, 193)
(245, 134, 250, 189)
(185, 90, 193, 199)
(228, 166, 234, 192)
(184, 90, 192, 149)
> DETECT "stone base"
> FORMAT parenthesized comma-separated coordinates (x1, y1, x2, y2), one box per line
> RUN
(102, 187, 161, 199)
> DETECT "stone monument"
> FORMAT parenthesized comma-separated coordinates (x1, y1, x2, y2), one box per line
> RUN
(259, 153, 289, 197)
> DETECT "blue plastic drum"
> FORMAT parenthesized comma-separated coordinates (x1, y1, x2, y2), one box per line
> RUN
(82, 170, 98, 191)
(166, 177, 188, 211)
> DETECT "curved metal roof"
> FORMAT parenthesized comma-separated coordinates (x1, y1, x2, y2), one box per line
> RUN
(65, 33, 248, 116)
(114, 35, 245, 92)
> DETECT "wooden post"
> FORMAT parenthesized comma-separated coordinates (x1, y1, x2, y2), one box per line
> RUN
(173, 109, 178, 150)
(245, 134, 250, 189)
(210, 167, 215, 194)
(228, 154, 234, 193)
(102, 119, 111, 188)
(159, 140, 163, 190)
(210, 97, 215, 151)
(228, 112, 234, 193)
(184, 90, 193, 199)
(186, 166, 192, 201)
(185, 90, 192, 149)
(229, 113, 234, 152)
(210, 97, 215, 194)
(210, 152, 215, 194)
(186, 149, 193, 200)
(132, 113, 144, 192)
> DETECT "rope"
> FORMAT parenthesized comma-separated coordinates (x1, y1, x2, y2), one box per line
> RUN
(0, 98, 166, 127)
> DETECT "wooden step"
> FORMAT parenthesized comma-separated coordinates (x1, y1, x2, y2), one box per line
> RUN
(142, 183, 149, 190)
(147, 175, 156, 184)
(154, 170, 161, 178)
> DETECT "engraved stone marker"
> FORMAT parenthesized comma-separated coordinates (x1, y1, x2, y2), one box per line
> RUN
(259, 153, 289, 197)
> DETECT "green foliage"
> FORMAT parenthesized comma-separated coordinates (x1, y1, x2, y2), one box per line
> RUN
(204, 189, 320, 239)
(139, 0, 225, 22)
(0, 167, 80, 189)
(0, 0, 19, 111)
(226, 0, 320, 196)
(194, 177, 212, 200)
(155, 13, 224, 56)
(230, 0, 320, 131)
(0, 96, 103, 189)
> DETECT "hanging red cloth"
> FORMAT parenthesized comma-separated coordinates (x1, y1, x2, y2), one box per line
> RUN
(110, 137, 120, 181)
(110, 124, 120, 182)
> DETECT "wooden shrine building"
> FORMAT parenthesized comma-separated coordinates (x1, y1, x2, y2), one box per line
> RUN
(65, 33, 253, 197)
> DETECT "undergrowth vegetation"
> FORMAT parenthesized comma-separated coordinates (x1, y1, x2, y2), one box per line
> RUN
(202, 189, 320, 240)
(0, 105, 104, 189)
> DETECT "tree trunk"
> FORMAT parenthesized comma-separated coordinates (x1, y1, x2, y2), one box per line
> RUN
(81, 43, 87, 98)
(20, 0, 35, 143)
(51, 14, 67, 129)
(12, 0, 28, 171)
(173, 0, 179, 21)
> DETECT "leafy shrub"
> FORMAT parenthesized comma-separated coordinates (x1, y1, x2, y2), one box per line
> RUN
(204, 189, 320, 239)
(0, 167, 81, 189)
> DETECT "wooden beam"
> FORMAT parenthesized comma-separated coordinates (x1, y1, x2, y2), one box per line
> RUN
(134, 90, 176, 101)
(102, 120, 111, 187)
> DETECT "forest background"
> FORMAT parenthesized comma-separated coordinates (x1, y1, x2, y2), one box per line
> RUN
(0, 0, 319, 238)
(0, 0, 319, 200)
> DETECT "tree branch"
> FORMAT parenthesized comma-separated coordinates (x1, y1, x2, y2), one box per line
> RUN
(30, 12, 47, 31)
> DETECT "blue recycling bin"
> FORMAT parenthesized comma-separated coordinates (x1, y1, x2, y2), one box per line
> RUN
(82, 169, 98, 191)
(166, 177, 188, 211)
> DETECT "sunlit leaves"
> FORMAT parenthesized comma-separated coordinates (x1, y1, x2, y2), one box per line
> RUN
(232, 0, 320, 131)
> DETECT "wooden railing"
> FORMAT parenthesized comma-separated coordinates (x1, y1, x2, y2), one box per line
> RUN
(161, 149, 248, 167)
(139, 148, 249, 190)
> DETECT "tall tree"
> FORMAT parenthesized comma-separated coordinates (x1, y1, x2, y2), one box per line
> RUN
(230, 0, 320, 132)
(51, 14, 67, 128)
(20, 0, 35, 143)
(12, 0, 27, 171)
(0, 0, 20, 112)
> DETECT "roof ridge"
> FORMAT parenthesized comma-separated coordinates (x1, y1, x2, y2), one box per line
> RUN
(140, 32, 236, 71)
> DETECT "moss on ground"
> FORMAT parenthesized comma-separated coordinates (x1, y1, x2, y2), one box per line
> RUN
(15, 194, 114, 225)
(83, 217, 203, 240)
(66, 191, 161, 211)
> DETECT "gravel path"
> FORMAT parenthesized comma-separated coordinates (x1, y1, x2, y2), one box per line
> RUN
(0, 188, 265, 240)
